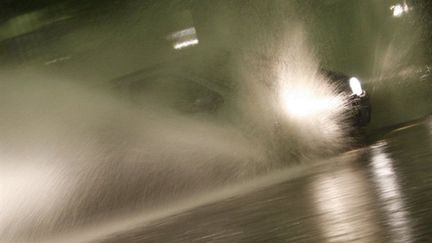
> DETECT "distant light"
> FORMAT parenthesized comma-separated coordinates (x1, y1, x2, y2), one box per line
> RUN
(391, 4, 404, 17)
(349, 77, 363, 96)
(168, 26, 199, 50)
(173, 38, 199, 50)
(390, 2, 409, 17)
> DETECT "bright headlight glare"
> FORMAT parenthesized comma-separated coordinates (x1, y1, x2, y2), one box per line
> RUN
(281, 88, 343, 118)
(349, 77, 363, 96)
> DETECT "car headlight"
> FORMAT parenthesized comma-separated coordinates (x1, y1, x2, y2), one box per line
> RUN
(349, 77, 363, 96)
(281, 88, 343, 118)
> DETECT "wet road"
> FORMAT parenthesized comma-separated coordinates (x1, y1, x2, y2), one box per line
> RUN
(99, 117, 432, 243)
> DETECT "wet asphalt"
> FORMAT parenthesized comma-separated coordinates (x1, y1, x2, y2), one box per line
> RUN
(99, 117, 432, 243)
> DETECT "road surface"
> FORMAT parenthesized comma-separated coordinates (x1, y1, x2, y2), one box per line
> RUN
(98, 117, 432, 243)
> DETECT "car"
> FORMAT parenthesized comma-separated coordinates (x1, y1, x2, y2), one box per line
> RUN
(112, 65, 371, 128)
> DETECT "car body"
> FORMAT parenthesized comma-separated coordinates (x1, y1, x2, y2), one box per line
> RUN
(113, 65, 371, 128)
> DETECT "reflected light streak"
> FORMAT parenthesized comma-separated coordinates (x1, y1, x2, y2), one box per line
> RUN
(312, 162, 377, 242)
(370, 141, 412, 243)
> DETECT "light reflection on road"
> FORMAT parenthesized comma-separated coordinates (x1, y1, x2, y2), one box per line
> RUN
(63, 119, 432, 243)
(370, 141, 413, 243)
(311, 154, 378, 242)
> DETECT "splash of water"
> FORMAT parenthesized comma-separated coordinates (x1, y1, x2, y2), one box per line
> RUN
(0, 3, 353, 242)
